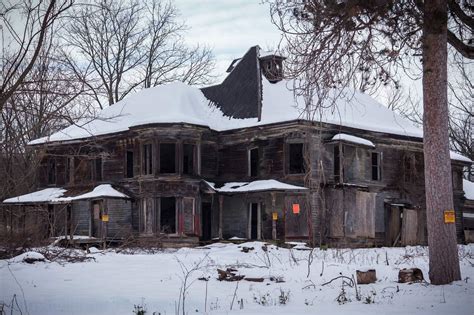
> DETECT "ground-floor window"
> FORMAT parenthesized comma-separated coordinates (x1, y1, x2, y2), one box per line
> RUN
(160, 197, 176, 234)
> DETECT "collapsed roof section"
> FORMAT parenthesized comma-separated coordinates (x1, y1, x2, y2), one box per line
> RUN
(203, 179, 308, 194)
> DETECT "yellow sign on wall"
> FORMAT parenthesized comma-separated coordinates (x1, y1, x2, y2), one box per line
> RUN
(101, 214, 109, 222)
(444, 210, 455, 223)
(272, 212, 278, 221)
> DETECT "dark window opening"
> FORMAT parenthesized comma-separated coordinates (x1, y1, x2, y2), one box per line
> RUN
(65, 157, 72, 183)
(250, 203, 259, 239)
(142, 144, 153, 175)
(249, 147, 259, 177)
(183, 144, 195, 175)
(288, 143, 305, 174)
(404, 155, 414, 183)
(334, 145, 341, 181)
(126, 150, 134, 178)
(371, 152, 381, 181)
(47, 159, 56, 185)
(93, 157, 102, 181)
(160, 197, 176, 234)
(160, 143, 176, 173)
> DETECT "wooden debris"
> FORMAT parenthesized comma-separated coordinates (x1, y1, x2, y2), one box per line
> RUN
(244, 277, 264, 282)
(270, 276, 285, 283)
(241, 246, 254, 253)
(356, 269, 377, 284)
(217, 268, 244, 281)
(23, 257, 45, 264)
(398, 268, 424, 283)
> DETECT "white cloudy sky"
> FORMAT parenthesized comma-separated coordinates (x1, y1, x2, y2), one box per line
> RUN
(174, 0, 282, 81)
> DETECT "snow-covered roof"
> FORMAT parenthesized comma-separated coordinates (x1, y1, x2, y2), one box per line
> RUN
(58, 184, 129, 202)
(28, 79, 425, 145)
(205, 179, 307, 193)
(3, 188, 66, 204)
(331, 133, 375, 148)
(450, 151, 473, 164)
(2, 184, 129, 205)
(463, 179, 474, 200)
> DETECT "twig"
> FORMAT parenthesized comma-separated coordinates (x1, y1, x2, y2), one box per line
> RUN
(230, 281, 239, 310)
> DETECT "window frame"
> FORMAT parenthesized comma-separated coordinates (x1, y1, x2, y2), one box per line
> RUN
(125, 149, 134, 178)
(182, 143, 196, 176)
(371, 151, 382, 181)
(286, 141, 305, 175)
(159, 142, 177, 174)
(141, 143, 154, 175)
(248, 147, 259, 177)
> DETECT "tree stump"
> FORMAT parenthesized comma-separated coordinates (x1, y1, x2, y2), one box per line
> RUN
(356, 269, 377, 284)
(398, 268, 424, 283)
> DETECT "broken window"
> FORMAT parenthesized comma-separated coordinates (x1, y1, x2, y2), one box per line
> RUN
(288, 143, 305, 174)
(160, 143, 176, 173)
(92, 157, 102, 181)
(334, 145, 341, 182)
(371, 152, 382, 181)
(125, 150, 134, 178)
(47, 159, 56, 185)
(248, 147, 259, 177)
(183, 144, 195, 175)
(142, 143, 153, 175)
(160, 197, 176, 234)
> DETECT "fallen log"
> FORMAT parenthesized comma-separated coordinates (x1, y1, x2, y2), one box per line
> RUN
(356, 269, 377, 284)
(244, 277, 264, 282)
(398, 268, 424, 283)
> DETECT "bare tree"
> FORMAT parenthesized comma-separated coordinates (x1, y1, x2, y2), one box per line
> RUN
(269, 0, 473, 284)
(0, 0, 74, 112)
(63, 0, 215, 108)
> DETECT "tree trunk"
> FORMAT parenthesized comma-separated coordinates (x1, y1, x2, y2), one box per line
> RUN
(422, 0, 461, 285)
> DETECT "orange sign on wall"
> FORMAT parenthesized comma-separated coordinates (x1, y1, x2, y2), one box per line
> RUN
(292, 204, 300, 214)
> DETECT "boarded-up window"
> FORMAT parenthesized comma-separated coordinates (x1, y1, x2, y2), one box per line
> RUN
(142, 144, 153, 175)
(183, 197, 195, 235)
(183, 144, 195, 175)
(126, 150, 134, 178)
(288, 143, 305, 174)
(284, 196, 309, 238)
(248, 147, 259, 177)
(371, 152, 382, 181)
(160, 197, 176, 234)
(47, 159, 56, 185)
(160, 143, 176, 173)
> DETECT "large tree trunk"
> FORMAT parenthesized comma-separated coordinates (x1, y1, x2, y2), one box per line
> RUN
(423, 0, 461, 285)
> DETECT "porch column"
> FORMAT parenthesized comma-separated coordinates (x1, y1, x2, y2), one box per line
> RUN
(218, 195, 224, 239)
(271, 192, 277, 240)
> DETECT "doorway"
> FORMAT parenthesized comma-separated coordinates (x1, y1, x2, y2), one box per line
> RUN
(91, 200, 103, 238)
(201, 202, 212, 241)
(160, 197, 176, 234)
(248, 203, 261, 240)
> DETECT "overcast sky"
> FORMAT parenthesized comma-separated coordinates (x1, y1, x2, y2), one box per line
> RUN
(174, 0, 282, 82)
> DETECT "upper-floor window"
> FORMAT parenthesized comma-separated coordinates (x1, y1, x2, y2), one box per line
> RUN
(47, 159, 56, 185)
(65, 157, 73, 184)
(248, 147, 259, 177)
(371, 152, 382, 181)
(334, 145, 341, 182)
(92, 157, 103, 181)
(183, 144, 195, 175)
(403, 154, 415, 183)
(125, 150, 134, 178)
(160, 143, 176, 173)
(142, 143, 153, 175)
(288, 143, 305, 174)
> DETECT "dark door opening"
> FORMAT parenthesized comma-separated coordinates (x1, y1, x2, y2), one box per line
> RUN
(201, 202, 212, 241)
(250, 203, 259, 239)
(91, 200, 102, 238)
(160, 197, 176, 234)
(385, 205, 402, 246)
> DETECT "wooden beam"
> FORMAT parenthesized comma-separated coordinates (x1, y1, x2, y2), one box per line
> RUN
(218, 195, 224, 239)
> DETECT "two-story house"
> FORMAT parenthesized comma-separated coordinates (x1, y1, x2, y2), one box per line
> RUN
(1, 46, 472, 247)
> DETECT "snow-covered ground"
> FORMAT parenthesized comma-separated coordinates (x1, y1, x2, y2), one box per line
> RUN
(1, 242, 473, 315)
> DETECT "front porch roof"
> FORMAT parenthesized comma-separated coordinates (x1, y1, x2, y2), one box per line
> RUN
(203, 179, 307, 194)
(2, 184, 130, 205)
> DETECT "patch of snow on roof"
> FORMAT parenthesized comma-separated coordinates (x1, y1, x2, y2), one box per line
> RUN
(3, 188, 66, 204)
(450, 151, 473, 164)
(463, 179, 474, 200)
(331, 133, 375, 147)
(58, 184, 129, 201)
(207, 179, 307, 193)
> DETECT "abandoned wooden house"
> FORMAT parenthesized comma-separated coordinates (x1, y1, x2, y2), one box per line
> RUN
(1, 46, 473, 247)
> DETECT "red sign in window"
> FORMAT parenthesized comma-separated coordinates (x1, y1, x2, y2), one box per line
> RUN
(292, 204, 300, 214)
